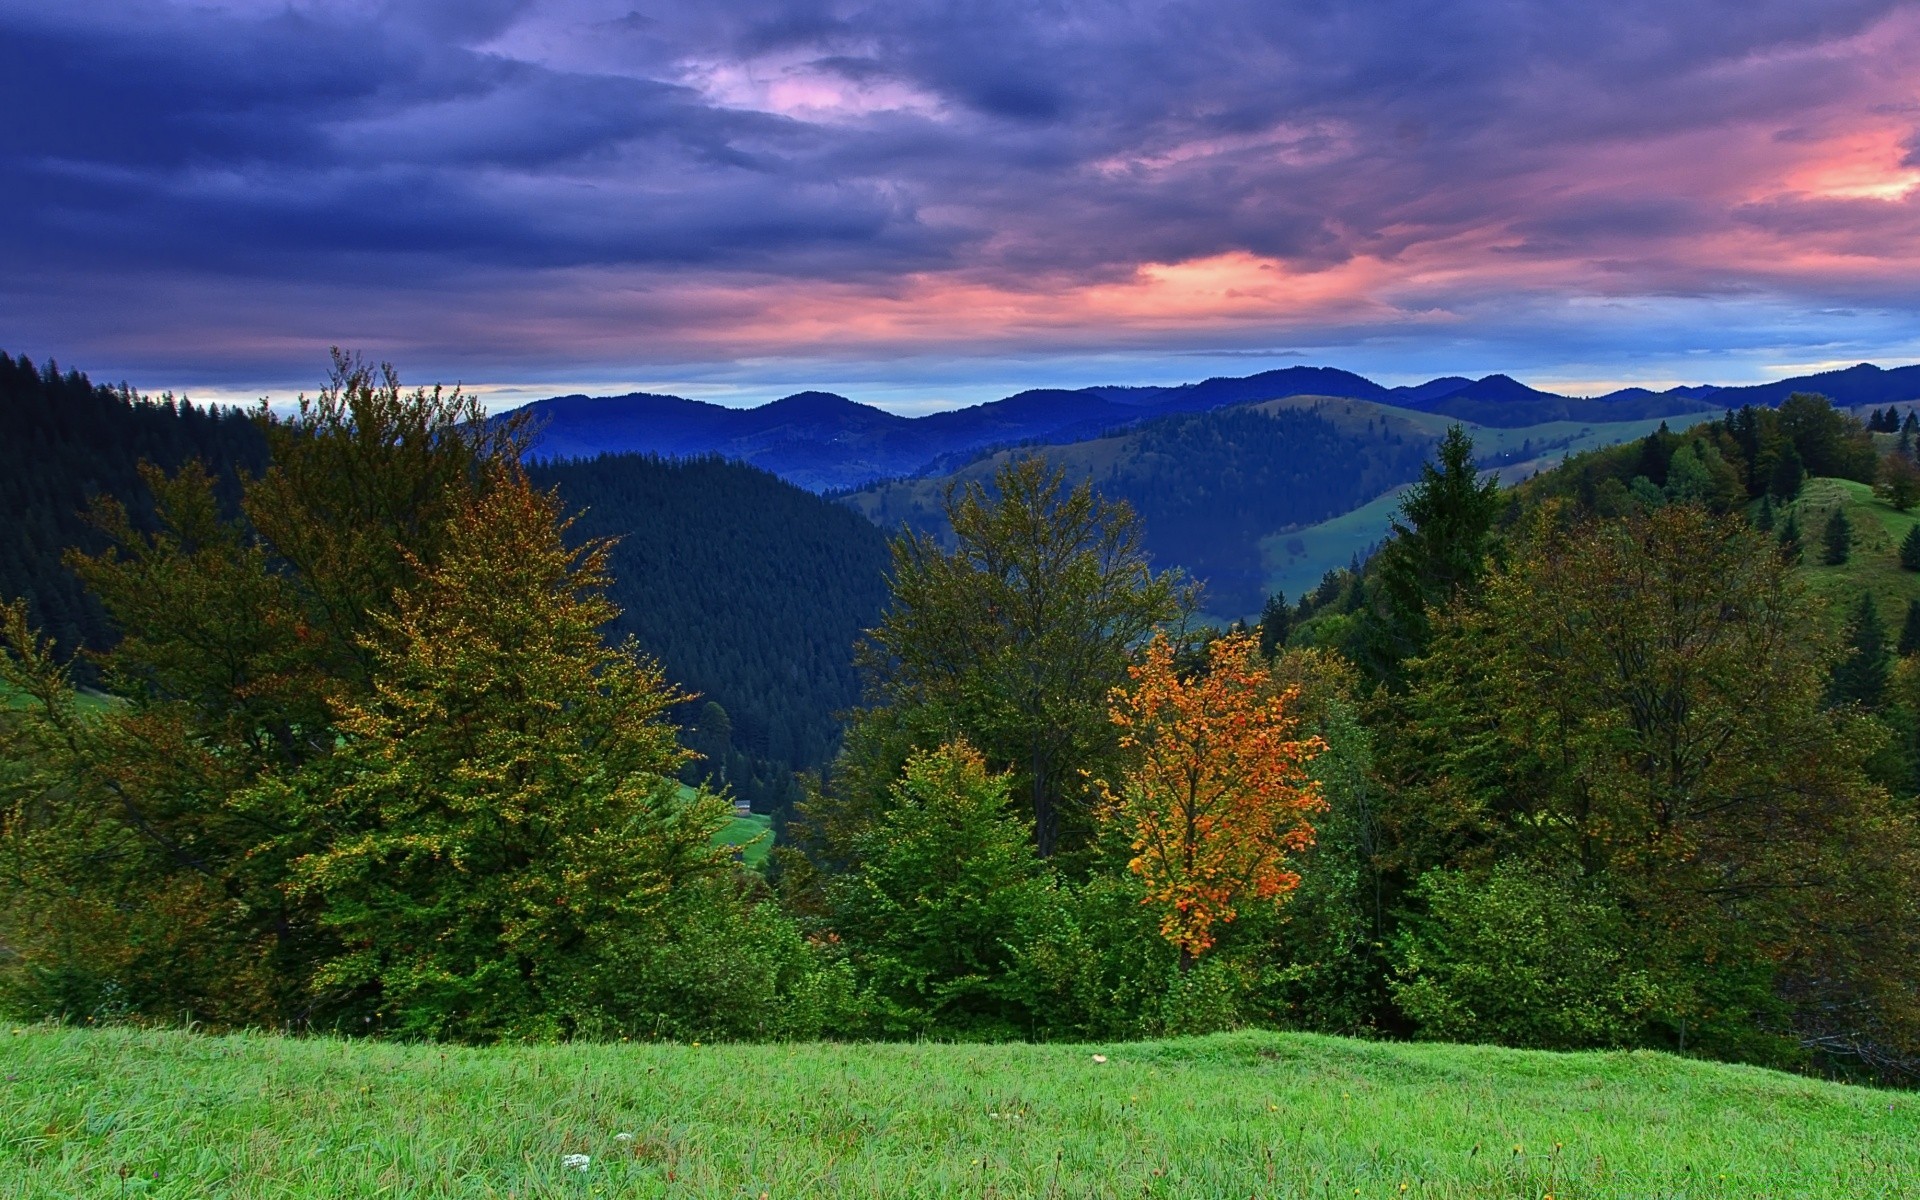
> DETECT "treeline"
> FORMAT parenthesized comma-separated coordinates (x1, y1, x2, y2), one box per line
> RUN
(4, 360, 1917, 1085)
(0, 352, 266, 667)
(0, 358, 881, 812)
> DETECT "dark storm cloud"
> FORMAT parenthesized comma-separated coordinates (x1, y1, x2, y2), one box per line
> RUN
(3, 0, 1918, 390)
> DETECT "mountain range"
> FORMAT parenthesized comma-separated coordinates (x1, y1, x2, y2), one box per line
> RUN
(514, 362, 1920, 492)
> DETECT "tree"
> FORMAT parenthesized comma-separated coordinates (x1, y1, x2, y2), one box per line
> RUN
(857, 457, 1192, 857)
(1903, 527, 1920, 573)
(828, 741, 1057, 1035)
(1754, 495, 1775, 532)
(1898, 601, 1920, 658)
(1778, 512, 1803, 563)
(1358, 425, 1503, 688)
(1878, 453, 1920, 512)
(1099, 631, 1324, 970)
(1396, 504, 1920, 1064)
(1768, 444, 1806, 502)
(1830, 593, 1890, 710)
(1257, 592, 1291, 659)
(286, 472, 740, 1041)
(1822, 506, 1852, 566)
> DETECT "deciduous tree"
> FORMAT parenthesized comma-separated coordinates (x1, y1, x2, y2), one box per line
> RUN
(1099, 631, 1323, 969)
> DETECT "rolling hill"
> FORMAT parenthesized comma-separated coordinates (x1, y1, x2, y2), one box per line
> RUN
(512, 362, 1920, 493)
(845, 398, 1723, 618)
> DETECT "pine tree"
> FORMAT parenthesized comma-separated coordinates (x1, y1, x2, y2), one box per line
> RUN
(1822, 506, 1851, 566)
(1768, 445, 1806, 502)
(1778, 513, 1802, 563)
(1902, 525, 1920, 573)
(1829, 593, 1888, 709)
(1257, 591, 1291, 659)
(1898, 600, 1920, 657)
(1754, 495, 1775, 532)
(1905, 410, 1919, 438)
(1359, 424, 1503, 688)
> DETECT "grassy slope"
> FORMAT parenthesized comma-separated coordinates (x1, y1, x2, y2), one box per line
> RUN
(1258, 410, 1719, 602)
(1782, 476, 1920, 628)
(2, 1027, 1913, 1199)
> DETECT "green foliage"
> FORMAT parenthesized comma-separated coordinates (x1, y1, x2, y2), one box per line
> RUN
(828, 742, 1059, 1037)
(1355, 425, 1503, 689)
(1900, 600, 1920, 657)
(1390, 503, 1920, 1068)
(1390, 864, 1663, 1050)
(1901, 525, 1920, 572)
(1830, 593, 1889, 709)
(856, 457, 1192, 857)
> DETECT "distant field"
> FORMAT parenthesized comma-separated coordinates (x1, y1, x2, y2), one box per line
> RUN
(2, 1025, 1913, 1198)
(714, 811, 774, 869)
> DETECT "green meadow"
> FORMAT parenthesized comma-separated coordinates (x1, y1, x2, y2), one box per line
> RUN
(2, 1026, 1914, 1199)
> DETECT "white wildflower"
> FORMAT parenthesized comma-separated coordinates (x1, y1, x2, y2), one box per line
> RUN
(562, 1153, 592, 1172)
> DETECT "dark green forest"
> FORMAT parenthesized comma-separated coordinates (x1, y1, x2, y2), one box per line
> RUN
(0, 353, 266, 665)
(4, 354, 1917, 1088)
(846, 401, 1437, 615)
(0, 355, 887, 817)
(526, 454, 890, 817)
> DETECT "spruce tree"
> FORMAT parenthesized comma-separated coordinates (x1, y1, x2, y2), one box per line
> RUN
(1768, 445, 1805, 502)
(1902, 525, 1920, 573)
(1899, 600, 1920, 658)
(1754, 495, 1775, 532)
(1358, 424, 1503, 688)
(1905, 410, 1919, 438)
(1257, 591, 1291, 659)
(1778, 513, 1802, 563)
(1829, 593, 1888, 709)
(1822, 506, 1851, 566)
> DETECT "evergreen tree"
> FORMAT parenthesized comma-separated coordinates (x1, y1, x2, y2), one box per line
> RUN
(1821, 506, 1851, 566)
(1898, 600, 1920, 658)
(1257, 591, 1291, 659)
(1754, 494, 1775, 532)
(1778, 513, 1802, 563)
(1767, 445, 1806, 502)
(1358, 425, 1503, 689)
(1902, 526, 1920, 573)
(1829, 593, 1888, 709)
(1905, 410, 1919, 438)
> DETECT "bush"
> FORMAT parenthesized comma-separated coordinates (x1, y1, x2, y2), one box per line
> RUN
(1389, 864, 1660, 1050)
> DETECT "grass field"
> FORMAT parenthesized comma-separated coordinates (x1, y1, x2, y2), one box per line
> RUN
(714, 812, 775, 869)
(1783, 477, 1920, 630)
(1, 1026, 1913, 1198)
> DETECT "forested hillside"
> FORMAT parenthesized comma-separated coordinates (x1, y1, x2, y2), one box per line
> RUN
(0, 358, 885, 813)
(528, 454, 890, 815)
(845, 399, 1438, 616)
(0, 352, 266, 665)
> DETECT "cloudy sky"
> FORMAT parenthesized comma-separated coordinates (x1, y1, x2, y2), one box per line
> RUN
(5, 1, 1920, 411)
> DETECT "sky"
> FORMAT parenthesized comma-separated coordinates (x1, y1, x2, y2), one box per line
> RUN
(4, 1, 1920, 414)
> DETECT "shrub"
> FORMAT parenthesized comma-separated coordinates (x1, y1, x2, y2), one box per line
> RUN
(1389, 864, 1660, 1050)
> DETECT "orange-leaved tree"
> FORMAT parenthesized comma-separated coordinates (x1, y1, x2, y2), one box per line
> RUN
(1101, 630, 1325, 970)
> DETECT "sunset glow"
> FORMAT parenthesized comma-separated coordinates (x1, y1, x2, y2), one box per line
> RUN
(4, 0, 1920, 406)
